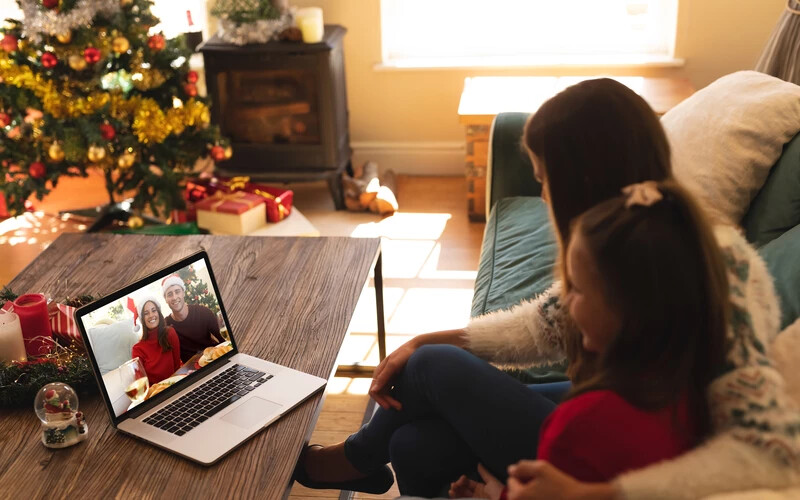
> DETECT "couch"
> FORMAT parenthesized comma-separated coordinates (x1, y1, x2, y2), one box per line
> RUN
(469, 103, 800, 498)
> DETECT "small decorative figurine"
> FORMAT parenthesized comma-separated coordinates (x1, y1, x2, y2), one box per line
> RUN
(34, 383, 88, 448)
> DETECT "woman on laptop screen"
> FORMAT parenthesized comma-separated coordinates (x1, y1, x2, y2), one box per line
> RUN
(132, 296, 181, 385)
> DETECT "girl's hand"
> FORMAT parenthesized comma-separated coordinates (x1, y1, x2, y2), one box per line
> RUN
(476, 463, 506, 500)
(506, 460, 618, 500)
(448, 474, 484, 498)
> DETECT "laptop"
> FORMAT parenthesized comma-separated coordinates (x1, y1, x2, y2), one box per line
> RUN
(75, 250, 326, 465)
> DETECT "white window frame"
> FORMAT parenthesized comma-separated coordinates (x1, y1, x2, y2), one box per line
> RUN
(379, 0, 681, 70)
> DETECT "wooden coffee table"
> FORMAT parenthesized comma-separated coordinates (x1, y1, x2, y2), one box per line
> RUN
(0, 233, 383, 499)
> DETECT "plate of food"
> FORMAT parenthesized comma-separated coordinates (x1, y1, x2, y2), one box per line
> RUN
(195, 342, 232, 369)
(144, 375, 186, 400)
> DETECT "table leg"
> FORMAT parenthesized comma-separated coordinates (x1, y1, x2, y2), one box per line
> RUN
(375, 252, 386, 361)
(335, 250, 386, 378)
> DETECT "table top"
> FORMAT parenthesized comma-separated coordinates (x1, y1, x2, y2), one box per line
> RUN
(458, 76, 696, 124)
(0, 233, 380, 499)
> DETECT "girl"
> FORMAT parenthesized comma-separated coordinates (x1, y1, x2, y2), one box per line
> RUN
(296, 79, 798, 498)
(449, 180, 727, 498)
(132, 296, 181, 385)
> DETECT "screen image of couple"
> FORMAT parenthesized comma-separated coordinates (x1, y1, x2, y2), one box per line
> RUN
(81, 258, 231, 417)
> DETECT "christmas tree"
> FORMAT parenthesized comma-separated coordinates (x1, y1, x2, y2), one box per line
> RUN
(178, 264, 220, 316)
(0, 0, 230, 218)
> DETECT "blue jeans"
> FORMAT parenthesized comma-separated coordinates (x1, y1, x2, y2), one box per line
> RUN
(343, 344, 567, 496)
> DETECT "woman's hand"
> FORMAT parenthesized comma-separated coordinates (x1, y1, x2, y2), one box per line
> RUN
(505, 460, 618, 500)
(369, 339, 417, 410)
(369, 329, 467, 410)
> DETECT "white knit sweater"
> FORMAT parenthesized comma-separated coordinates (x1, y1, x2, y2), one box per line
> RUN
(465, 225, 800, 499)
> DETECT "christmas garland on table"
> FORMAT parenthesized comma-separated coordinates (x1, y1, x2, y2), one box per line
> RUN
(0, 288, 97, 409)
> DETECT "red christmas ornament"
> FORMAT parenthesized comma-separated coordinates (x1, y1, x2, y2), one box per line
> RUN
(187, 71, 198, 84)
(1, 34, 18, 52)
(99, 123, 116, 141)
(42, 0, 59, 9)
(41, 52, 58, 69)
(210, 146, 225, 162)
(83, 47, 101, 64)
(147, 34, 165, 51)
(183, 83, 198, 98)
(29, 161, 46, 179)
(0, 112, 10, 128)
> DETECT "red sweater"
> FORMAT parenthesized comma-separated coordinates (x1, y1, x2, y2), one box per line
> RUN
(537, 390, 694, 482)
(131, 327, 181, 385)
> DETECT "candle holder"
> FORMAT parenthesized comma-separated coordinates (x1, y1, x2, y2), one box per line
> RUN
(34, 383, 88, 448)
(14, 294, 53, 357)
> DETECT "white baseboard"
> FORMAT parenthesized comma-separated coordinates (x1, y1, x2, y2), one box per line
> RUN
(351, 141, 466, 176)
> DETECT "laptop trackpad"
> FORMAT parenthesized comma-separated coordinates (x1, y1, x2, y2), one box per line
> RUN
(221, 397, 282, 428)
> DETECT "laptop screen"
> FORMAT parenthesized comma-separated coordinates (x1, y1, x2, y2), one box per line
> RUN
(77, 254, 233, 418)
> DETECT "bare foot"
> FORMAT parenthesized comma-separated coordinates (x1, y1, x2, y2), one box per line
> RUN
(303, 442, 368, 483)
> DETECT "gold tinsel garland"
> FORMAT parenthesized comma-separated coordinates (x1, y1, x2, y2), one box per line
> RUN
(0, 56, 210, 144)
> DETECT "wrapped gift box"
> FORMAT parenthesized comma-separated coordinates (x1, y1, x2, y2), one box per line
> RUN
(244, 185, 293, 222)
(180, 176, 293, 224)
(196, 191, 266, 235)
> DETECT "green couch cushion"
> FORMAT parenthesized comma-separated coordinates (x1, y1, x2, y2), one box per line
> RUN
(472, 196, 567, 383)
(489, 113, 541, 211)
(742, 132, 800, 248)
(759, 223, 800, 330)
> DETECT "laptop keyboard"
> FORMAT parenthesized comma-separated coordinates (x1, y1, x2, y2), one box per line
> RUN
(142, 364, 273, 436)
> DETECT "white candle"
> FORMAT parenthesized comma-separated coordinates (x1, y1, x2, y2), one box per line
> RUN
(296, 7, 324, 43)
(0, 309, 27, 363)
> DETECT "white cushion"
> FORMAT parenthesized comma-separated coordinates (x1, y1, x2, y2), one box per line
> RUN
(86, 318, 138, 375)
(661, 71, 800, 224)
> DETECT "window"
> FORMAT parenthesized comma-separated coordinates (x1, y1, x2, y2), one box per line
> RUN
(150, 0, 209, 39)
(380, 0, 679, 68)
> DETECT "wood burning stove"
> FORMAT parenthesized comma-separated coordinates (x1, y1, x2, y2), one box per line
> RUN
(200, 25, 350, 209)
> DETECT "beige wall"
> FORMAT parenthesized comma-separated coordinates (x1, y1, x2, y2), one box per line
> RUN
(288, 0, 784, 144)
(207, 1, 785, 172)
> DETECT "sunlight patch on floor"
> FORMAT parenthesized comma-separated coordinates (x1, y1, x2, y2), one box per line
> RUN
(349, 212, 452, 240)
(326, 376, 373, 396)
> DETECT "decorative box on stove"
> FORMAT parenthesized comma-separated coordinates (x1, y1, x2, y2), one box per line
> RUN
(196, 191, 266, 235)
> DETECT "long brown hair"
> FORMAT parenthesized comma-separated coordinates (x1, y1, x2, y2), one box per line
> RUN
(568, 180, 729, 442)
(523, 78, 674, 381)
(143, 301, 172, 353)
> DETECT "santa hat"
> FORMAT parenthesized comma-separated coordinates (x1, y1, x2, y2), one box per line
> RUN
(137, 294, 163, 327)
(161, 274, 185, 297)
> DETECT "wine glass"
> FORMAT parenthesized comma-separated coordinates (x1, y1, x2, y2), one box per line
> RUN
(120, 357, 149, 404)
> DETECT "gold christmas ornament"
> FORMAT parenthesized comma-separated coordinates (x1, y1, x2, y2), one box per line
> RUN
(48, 143, 65, 162)
(56, 31, 72, 44)
(127, 215, 144, 229)
(117, 152, 135, 169)
(68, 54, 87, 71)
(112, 36, 130, 54)
(87, 145, 106, 162)
(120, 0, 133, 5)
(223, 146, 233, 159)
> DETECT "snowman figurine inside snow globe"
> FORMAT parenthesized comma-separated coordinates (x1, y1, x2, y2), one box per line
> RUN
(34, 383, 88, 448)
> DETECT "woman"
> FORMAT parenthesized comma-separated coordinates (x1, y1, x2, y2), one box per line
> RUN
(298, 79, 799, 498)
(132, 295, 181, 385)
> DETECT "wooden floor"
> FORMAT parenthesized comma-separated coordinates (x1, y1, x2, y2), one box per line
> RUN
(0, 171, 486, 499)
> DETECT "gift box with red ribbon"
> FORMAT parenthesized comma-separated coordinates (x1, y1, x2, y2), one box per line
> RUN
(177, 176, 293, 224)
(195, 190, 267, 235)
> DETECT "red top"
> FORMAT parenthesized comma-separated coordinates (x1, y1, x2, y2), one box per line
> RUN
(537, 390, 694, 482)
(131, 327, 181, 385)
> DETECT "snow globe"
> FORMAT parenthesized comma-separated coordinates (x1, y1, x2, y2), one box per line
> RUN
(34, 382, 88, 448)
